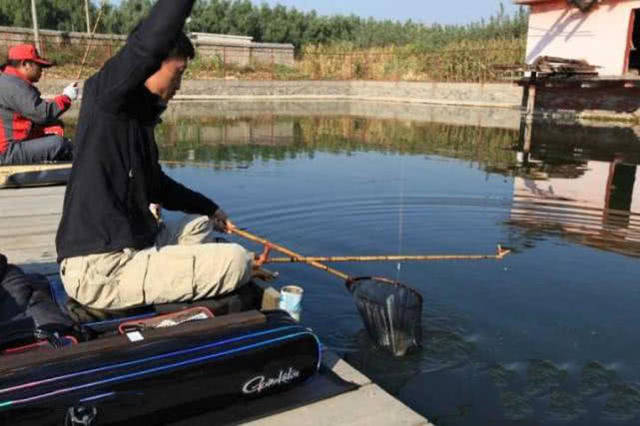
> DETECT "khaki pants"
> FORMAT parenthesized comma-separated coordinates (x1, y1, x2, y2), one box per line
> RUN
(60, 215, 253, 310)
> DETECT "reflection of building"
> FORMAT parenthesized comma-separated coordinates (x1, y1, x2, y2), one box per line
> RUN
(511, 120, 640, 256)
(515, 0, 640, 118)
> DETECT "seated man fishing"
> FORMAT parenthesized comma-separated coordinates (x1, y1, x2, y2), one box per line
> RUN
(0, 44, 77, 165)
(56, 0, 264, 311)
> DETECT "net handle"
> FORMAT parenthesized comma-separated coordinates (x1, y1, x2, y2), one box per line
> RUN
(231, 228, 351, 282)
(267, 247, 510, 263)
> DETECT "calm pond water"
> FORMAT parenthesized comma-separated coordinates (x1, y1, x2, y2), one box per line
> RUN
(149, 113, 640, 425)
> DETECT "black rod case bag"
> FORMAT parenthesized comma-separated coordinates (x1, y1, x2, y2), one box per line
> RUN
(0, 310, 321, 425)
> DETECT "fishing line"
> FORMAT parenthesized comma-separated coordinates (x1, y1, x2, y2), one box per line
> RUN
(396, 153, 407, 282)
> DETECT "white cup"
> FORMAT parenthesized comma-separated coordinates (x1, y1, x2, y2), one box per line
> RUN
(279, 285, 304, 316)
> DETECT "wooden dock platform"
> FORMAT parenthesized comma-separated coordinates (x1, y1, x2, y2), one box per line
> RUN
(0, 186, 432, 426)
(0, 186, 64, 274)
(0, 163, 71, 189)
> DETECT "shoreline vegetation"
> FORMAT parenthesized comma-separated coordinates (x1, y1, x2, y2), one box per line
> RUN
(0, 0, 528, 82)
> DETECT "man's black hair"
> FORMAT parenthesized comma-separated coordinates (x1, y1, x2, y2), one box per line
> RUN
(129, 22, 195, 60)
(168, 32, 195, 60)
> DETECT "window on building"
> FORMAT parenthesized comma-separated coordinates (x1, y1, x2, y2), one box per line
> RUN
(628, 9, 640, 74)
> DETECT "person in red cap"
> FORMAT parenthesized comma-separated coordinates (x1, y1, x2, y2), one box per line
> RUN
(0, 44, 78, 164)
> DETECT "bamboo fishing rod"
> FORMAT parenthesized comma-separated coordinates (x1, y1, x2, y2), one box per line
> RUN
(232, 228, 351, 281)
(267, 246, 511, 264)
(234, 227, 510, 268)
(77, 2, 105, 80)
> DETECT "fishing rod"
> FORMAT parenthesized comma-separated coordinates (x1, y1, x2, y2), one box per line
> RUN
(266, 246, 510, 264)
(77, 1, 106, 80)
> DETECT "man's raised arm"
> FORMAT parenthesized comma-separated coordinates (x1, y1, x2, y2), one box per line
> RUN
(94, 0, 196, 111)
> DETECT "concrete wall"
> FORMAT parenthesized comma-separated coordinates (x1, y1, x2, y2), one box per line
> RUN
(36, 79, 523, 129)
(0, 25, 126, 47)
(156, 80, 523, 109)
(37, 79, 523, 128)
(524, 0, 639, 76)
(0, 26, 294, 66)
(161, 100, 523, 130)
(195, 42, 295, 67)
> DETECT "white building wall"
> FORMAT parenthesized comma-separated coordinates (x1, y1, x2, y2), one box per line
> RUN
(525, 0, 640, 76)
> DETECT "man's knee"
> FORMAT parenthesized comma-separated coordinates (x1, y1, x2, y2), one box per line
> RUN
(228, 243, 253, 281)
(217, 244, 253, 290)
(34, 135, 73, 161)
(49, 135, 72, 151)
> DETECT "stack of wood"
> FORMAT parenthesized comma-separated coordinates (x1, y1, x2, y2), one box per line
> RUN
(531, 56, 598, 76)
(494, 56, 599, 79)
(567, 0, 598, 13)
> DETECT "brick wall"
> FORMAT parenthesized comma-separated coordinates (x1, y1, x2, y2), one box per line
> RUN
(0, 26, 294, 67)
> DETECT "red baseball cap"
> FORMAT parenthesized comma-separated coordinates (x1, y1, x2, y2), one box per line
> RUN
(8, 44, 53, 67)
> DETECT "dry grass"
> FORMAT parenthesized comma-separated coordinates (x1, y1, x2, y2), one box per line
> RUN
(297, 39, 526, 82)
(4, 38, 525, 82)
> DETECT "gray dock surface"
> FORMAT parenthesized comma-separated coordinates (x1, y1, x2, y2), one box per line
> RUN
(0, 186, 432, 426)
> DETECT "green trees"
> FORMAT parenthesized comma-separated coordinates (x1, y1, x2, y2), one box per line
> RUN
(0, 0, 528, 52)
(0, 0, 97, 32)
(0, 0, 33, 28)
(101, 0, 152, 34)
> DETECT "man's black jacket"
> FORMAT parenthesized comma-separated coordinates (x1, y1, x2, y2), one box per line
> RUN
(56, 0, 218, 261)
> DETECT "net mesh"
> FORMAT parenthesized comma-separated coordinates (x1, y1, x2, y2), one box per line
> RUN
(348, 277, 423, 357)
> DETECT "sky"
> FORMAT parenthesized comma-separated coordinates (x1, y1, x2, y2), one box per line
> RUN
(106, 1, 520, 26)
(256, 0, 519, 25)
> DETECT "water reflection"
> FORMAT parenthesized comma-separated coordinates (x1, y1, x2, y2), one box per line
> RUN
(509, 121, 640, 258)
(156, 115, 640, 260)
(156, 115, 518, 170)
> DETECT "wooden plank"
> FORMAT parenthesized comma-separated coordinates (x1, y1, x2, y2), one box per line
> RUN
(0, 187, 63, 271)
(0, 199, 64, 217)
(0, 249, 56, 264)
(0, 214, 61, 237)
(0, 163, 71, 188)
(1, 232, 60, 251)
(0, 187, 65, 218)
(243, 381, 432, 426)
(0, 185, 66, 198)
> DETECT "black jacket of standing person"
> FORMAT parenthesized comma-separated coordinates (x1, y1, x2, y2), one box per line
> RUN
(56, 0, 220, 262)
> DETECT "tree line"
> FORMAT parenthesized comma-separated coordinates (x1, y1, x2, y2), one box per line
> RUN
(0, 0, 528, 52)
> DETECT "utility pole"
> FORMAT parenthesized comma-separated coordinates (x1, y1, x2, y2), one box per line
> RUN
(85, 0, 92, 34)
(30, 0, 41, 52)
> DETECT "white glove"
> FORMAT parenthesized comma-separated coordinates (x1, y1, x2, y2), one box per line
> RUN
(63, 82, 79, 101)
